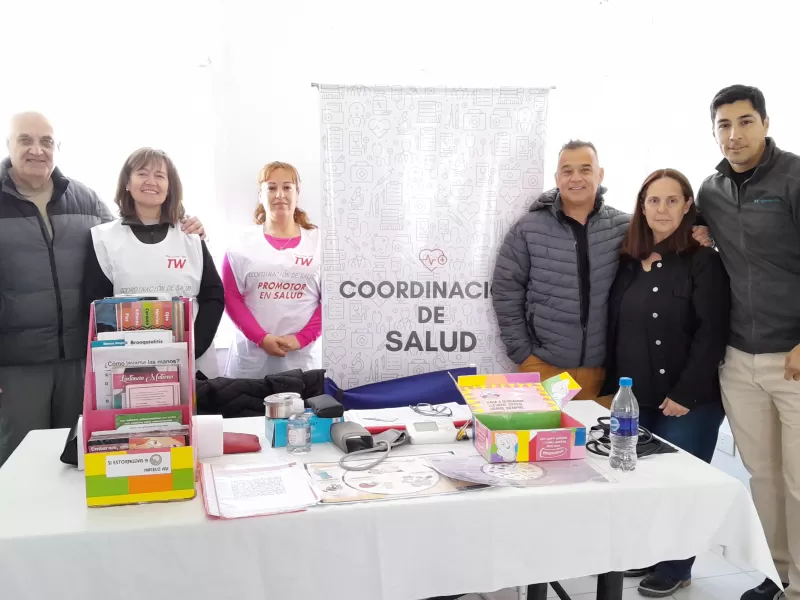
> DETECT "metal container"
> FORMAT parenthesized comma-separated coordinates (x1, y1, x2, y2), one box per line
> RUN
(264, 393, 301, 419)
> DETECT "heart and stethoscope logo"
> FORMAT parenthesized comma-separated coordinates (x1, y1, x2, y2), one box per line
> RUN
(418, 248, 448, 272)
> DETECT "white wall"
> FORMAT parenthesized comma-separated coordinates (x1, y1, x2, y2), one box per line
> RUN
(5, 0, 798, 268)
(713, 419, 751, 489)
(208, 0, 800, 250)
(1, 0, 218, 239)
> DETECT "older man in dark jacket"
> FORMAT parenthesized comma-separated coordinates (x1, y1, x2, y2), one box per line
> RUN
(0, 112, 204, 465)
(492, 140, 630, 402)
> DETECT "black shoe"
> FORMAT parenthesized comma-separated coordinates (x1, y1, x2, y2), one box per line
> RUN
(625, 566, 655, 578)
(637, 574, 691, 598)
(741, 578, 787, 600)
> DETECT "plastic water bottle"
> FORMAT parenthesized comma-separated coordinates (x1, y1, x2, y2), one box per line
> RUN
(610, 377, 639, 472)
(287, 409, 312, 455)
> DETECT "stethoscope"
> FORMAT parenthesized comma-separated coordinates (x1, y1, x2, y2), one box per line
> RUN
(410, 403, 453, 417)
(361, 403, 454, 423)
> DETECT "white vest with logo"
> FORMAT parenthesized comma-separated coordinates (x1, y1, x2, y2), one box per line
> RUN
(90, 219, 219, 377)
(224, 226, 322, 377)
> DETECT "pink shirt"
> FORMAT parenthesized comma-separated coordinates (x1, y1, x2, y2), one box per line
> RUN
(222, 235, 322, 348)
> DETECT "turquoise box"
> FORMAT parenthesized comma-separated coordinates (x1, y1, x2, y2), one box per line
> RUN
(265, 416, 342, 447)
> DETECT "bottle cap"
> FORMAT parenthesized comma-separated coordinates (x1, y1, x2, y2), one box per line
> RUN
(619, 377, 633, 386)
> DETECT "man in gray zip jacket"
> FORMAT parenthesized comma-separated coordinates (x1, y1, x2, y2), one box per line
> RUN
(696, 85, 800, 600)
(0, 112, 204, 466)
(492, 140, 630, 402)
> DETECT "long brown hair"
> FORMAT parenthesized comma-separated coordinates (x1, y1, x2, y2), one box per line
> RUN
(253, 161, 316, 229)
(620, 168, 699, 260)
(114, 148, 185, 224)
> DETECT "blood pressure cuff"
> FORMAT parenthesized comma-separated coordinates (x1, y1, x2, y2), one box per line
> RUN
(324, 366, 476, 411)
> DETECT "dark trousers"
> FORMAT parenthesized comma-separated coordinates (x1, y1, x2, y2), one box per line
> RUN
(0, 359, 85, 466)
(639, 402, 726, 581)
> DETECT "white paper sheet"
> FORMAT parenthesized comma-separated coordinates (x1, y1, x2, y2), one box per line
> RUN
(202, 461, 320, 519)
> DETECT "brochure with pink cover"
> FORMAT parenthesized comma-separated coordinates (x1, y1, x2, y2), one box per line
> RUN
(465, 386, 554, 413)
(457, 373, 554, 413)
(457, 372, 582, 412)
(126, 382, 181, 408)
(112, 366, 180, 409)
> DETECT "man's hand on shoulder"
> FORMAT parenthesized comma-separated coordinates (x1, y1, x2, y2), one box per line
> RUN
(181, 215, 206, 240)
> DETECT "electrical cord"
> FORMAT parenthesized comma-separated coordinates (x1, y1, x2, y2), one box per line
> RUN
(586, 417, 678, 459)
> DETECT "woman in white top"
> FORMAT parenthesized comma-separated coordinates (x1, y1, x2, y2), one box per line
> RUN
(83, 148, 224, 377)
(223, 162, 322, 377)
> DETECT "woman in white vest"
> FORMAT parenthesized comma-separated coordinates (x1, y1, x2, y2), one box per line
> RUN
(83, 148, 224, 377)
(222, 161, 322, 378)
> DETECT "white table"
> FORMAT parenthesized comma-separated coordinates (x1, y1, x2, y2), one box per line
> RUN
(0, 402, 778, 600)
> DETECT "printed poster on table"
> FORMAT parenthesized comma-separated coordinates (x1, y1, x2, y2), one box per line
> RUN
(318, 85, 550, 387)
(306, 453, 486, 503)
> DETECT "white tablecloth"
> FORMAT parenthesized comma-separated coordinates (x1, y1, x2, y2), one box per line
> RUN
(0, 402, 778, 600)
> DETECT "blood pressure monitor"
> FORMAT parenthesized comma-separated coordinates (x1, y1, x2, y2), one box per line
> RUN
(407, 420, 458, 445)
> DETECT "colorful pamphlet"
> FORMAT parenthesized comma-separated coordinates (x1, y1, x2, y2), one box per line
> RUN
(88, 433, 188, 453)
(111, 366, 180, 409)
(115, 410, 183, 431)
(92, 297, 185, 342)
(97, 330, 174, 346)
(91, 342, 189, 410)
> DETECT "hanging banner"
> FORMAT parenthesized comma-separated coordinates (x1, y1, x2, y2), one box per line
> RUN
(319, 85, 550, 388)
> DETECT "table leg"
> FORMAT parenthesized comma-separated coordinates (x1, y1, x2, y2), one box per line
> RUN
(597, 572, 624, 600)
(525, 583, 548, 600)
(549, 581, 571, 600)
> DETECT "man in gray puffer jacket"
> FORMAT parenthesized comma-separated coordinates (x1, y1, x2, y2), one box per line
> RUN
(492, 140, 629, 402)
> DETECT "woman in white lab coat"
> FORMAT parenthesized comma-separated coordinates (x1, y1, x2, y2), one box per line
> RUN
(83, 148, 224, 377)
(222, 162, 322, 378)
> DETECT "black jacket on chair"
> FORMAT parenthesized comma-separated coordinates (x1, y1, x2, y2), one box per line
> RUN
(600, 246, 730, 408)
(196, 369, 326, 418)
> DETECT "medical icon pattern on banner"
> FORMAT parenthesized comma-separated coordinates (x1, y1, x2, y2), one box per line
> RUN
(318, 85, 550, 388)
